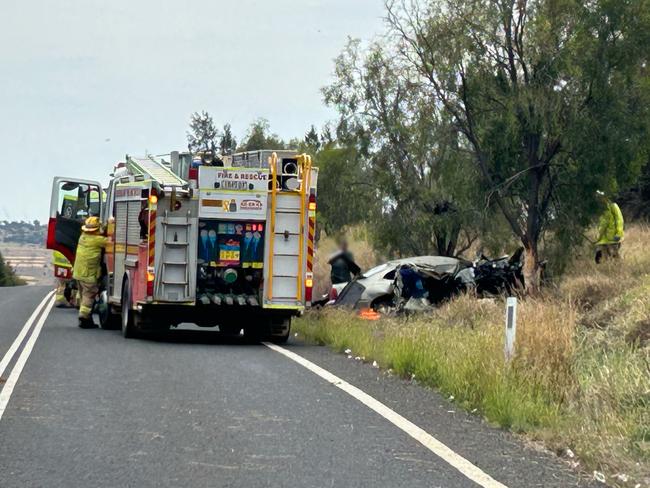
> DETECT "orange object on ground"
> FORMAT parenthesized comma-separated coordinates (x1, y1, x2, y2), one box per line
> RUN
(358, 308, 381, 321)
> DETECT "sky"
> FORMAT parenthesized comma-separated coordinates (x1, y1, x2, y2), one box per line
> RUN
(0, 0, 385, 221)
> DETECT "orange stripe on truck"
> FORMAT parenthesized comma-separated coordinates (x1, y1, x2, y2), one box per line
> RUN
(307, 215, 315, 272)
(148, 205, 156, 267)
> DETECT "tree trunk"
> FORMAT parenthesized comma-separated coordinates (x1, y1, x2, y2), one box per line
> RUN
(434, 225, 460, 257)
(522, 242, 541, 294)
(522, 160, 544, 294)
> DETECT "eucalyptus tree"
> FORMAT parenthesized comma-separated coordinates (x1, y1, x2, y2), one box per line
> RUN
(187, 111, 220, 154)
(385, 0, 650, 289)
(324, 39, 482, 257)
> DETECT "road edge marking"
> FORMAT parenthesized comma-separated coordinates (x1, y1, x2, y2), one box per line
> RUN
(0, 290, 54, 380)
(264, 342, 509, 488)
(0, 295, 55, 421)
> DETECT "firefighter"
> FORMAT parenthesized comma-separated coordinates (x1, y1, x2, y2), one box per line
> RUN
(73, 216, 108, 328)
(595, 191, 624, 263)
(328, 239, 361, 285)
(52, 251, 76, 308)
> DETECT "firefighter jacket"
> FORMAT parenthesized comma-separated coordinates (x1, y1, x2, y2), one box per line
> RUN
(597, 202, 624, 245)
(73, 233, 108, 282)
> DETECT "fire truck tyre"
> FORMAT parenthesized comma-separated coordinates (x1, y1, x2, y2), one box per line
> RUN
(98, 290, 120, 330)
(244, 326, 264, 343)
(151, 321, 171, 333)
(219, 324, 240, 336)
(134, 313, 166, 334)
(121, 278, 138, 338)
(269, 317, 291, 344)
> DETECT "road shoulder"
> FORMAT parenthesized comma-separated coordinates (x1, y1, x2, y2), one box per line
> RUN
(284, 340, 598, 488)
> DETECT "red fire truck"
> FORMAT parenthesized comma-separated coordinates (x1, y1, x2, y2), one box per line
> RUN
(47, 150, 318, 341)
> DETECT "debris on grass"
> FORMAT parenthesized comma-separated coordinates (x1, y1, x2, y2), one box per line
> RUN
(614, 473, 629, 483)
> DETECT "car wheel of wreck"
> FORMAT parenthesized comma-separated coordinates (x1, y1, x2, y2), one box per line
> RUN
(371, 296, 395, 314)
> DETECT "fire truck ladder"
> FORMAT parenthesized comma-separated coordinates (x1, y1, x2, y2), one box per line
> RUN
(156, 210, 195, 302)
(266, 153, 312, 306)
(126, 155, 187, 187)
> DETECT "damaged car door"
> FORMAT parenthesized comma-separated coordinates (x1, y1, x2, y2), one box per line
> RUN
(334, 263, 397, 310)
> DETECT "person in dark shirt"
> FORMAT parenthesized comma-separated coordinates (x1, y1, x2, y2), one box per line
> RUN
(328, 239, 361, 285)
(138, 200, 149, 240)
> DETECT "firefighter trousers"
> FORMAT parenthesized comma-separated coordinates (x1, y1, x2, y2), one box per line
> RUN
(55, 279, 68, 306)
(55, 279, 75, 308)
(595, 243, 621, 263)
(77, 280, 99, 319)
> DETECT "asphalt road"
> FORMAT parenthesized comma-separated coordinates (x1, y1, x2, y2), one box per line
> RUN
(0, 285, 597, 488)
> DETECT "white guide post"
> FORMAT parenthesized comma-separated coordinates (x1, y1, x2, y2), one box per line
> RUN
(504, 297, 517, 362)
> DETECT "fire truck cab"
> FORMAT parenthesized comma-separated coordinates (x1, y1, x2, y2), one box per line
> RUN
(47, 150, 318, 342)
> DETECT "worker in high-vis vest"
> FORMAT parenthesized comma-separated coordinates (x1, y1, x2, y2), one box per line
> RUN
(73, 216, 108, 328)
(52, 251, 75, 308)
(595, 191, 624, 263)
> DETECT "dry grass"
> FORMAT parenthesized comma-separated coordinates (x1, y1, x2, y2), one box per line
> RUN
(312, 227, 379, 296)
(296, 224, 650, 486)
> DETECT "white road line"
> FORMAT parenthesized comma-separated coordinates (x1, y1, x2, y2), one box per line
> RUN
(5, 258, 48, 261)
(0, 295, 55, 421)
(0, 291, 54, 380)
(264, 342, 509, 488)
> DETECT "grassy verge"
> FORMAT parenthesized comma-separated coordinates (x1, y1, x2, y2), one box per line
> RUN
(0, 250, 26, 286)
(297, 225, 650, 486)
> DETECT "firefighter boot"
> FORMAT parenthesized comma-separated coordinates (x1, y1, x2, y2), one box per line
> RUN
(78, 316, 98, 329)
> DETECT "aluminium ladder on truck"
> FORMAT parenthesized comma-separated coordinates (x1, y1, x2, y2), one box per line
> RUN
(264, 153, 314, 309)
(156, 210, 196, 302)
(126, 155, 187, 188)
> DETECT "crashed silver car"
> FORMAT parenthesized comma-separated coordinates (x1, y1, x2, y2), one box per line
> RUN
(332, 256, 474, 311)
(331, 251, 524, 312)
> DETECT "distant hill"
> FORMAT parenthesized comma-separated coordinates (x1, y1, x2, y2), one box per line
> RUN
(0, 220, 46, 246)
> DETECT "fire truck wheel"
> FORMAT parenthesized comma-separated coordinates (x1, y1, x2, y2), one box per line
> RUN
(268, 317, 291, 344)
(133, 312, 165, 334)
(98, 291, 120, 330)
(121, 278, 138, 338)
(269, 332, 290, 344)
(219, 324, 241, 336)
(244, 317, 291, 343)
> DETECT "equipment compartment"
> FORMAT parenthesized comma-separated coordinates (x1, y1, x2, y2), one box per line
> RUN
(196, 219, 266, 306)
